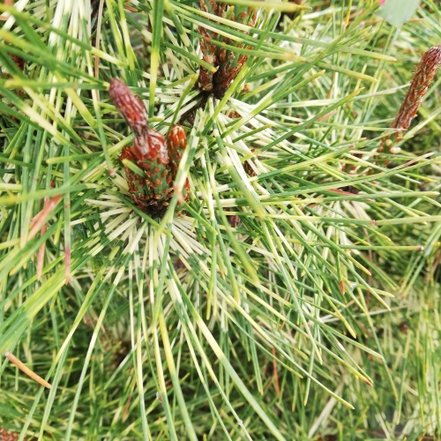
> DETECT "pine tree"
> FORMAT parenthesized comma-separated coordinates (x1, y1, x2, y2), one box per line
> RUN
(0, 0, 440, 439)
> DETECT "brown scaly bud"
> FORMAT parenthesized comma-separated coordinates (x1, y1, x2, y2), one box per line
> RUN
(109, 78, 169, 162)
(109, 79, 189, 217)
(390, 46, 441, 145)
(197, 0, 257, 99)
(109, 78, 149, 145)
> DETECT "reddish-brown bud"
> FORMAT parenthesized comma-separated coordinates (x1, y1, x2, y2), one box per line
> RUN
(109, 79, 190, 217)
(167, 125, 187, 150)
(167, 125, 190, 201)
(392, 46, 441, 138)
(109, 78, 148, 141)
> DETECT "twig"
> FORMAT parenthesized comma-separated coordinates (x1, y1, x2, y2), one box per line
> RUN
(4, 351, 52, 389)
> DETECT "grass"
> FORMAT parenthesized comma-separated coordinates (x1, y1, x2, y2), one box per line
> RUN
(0, 0, 440, 439)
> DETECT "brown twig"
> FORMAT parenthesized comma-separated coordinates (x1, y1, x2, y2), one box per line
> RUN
(4, 351, 52, 389)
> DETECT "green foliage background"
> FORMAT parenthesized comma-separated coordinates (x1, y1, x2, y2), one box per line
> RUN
(0, 0, 440, 439)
